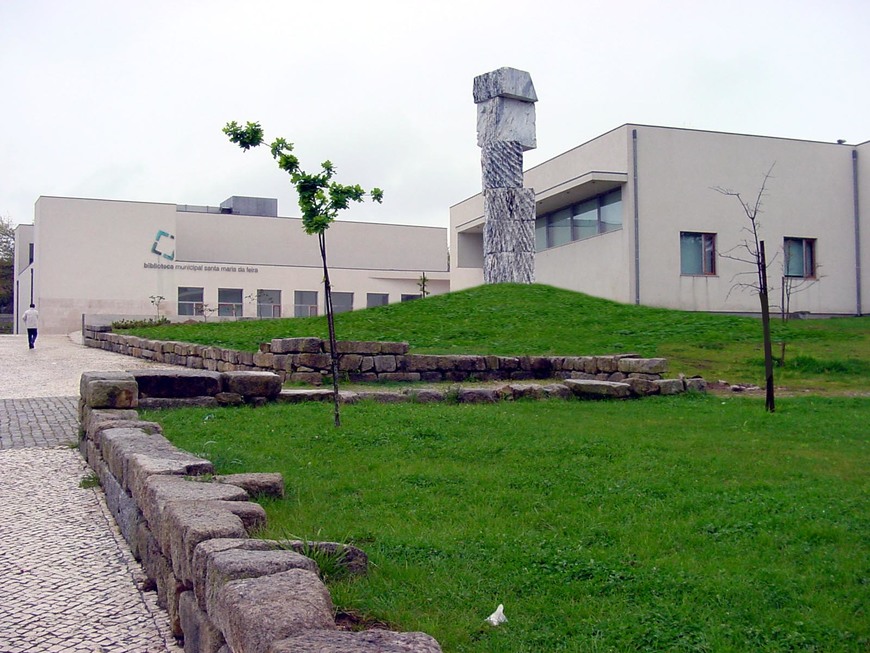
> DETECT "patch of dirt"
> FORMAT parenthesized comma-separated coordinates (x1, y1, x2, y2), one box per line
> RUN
(335, 610, 395, 632)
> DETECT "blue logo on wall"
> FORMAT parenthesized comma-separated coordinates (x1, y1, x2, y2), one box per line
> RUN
(151, 230, 175, 261)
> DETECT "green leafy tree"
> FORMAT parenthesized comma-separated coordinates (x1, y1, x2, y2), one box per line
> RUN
(224, 121, 383, 427)
(0, 214, 15, 315)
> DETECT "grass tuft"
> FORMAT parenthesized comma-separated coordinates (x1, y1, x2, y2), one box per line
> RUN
(79, 473, 100, 489)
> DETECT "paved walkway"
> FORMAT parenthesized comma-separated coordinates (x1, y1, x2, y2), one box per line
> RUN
(0, 333, 183, 652)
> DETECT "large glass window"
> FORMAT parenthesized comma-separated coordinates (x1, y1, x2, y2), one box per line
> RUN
(294, 290, 318, 317)
(784, 237, 816, 278)
(680, 232, 717, 276)
(332, 292, 353, 314)
(536, 187, 623, 251)
(367, 292, 389, 308)
(547, 208, 573, 248)
(218, 288, 243, 317)
(178, 287, 203, 316)
(257, 289, 281, 318)
(599, 191, 623, 233)
(571, 199, 598, 240)
(401, 293, 422, 302)
(535, 220, 548, 252)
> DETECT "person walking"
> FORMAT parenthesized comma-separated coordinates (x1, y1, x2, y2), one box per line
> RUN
(22, 303, 39, 349)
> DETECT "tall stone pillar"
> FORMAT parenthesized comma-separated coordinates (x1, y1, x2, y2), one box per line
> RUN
(473, 67, 538, 284)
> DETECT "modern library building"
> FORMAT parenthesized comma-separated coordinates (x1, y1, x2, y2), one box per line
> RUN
(451, 124, 868, 316)
(14, 195, 448, 334)
(15, 124, 868, 334)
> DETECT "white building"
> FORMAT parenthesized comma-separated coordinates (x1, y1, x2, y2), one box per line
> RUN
(15, 195, 448, 334)
(15, 125, 868, 335)
(452, 124, 868, 316)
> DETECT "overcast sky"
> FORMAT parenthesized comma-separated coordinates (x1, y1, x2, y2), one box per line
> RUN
(2, 0, 867, 229)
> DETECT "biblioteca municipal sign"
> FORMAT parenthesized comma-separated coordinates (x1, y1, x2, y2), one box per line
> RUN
(143, 262, 259, 273)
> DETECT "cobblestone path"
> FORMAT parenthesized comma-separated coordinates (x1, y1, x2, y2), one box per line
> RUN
(0, 336, 182, 653)
(0, 397, 79, 449)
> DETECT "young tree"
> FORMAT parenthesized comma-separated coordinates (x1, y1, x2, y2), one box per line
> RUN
(418, 271, 430, 298)
(224, 121, 383, 427)
(714, 165, 776, 412)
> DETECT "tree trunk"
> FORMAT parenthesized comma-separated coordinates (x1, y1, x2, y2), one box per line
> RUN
(318, 232, 341, 427)
(759, 241, 775, 413)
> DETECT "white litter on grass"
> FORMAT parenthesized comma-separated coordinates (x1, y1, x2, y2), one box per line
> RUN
(486, 603, 507, 626)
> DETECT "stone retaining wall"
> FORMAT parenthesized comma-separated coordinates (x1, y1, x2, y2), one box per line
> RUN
(83, 325, 674, 386)
(79, 370, 442, 653)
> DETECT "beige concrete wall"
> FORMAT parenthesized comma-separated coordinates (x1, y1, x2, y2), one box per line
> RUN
(30, 197, 449, 334)
(451, 124, 865, 316)
(536, 229, 631, 303)
(856, 141, 870, 315)
(177, 212, 448, 272)
(524, 126, 630, 201)
(33, 197, 179, 333)
(633, 126, 859, 314)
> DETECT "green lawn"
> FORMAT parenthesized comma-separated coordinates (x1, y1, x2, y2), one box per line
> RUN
(146, 395, 869, 652)
(134, 284, 869, 650)
(126, 284, 870, 392)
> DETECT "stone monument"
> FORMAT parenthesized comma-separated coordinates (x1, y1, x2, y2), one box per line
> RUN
(473, 67, 538, 284)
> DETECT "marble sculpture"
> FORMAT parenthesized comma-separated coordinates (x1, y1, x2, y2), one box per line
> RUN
(473, 67, 538, 284)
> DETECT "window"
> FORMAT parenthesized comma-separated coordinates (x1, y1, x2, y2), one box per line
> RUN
(572, 199, 598, 240)
(599, 191, 622, 233)
(257, 289, 281, 318)
(218, 288, 243, 317)
(332, 292, 353, 314)
(547, 208, 572, 248)
(401, 293, 422, 302)
(535, 187, 623, 251)
(680, 232, 717, 276)
(367, 292, 389, 308)
(28, 243, 34, 265)
(784, 237, 816, 278)
(178, 287, 204, 316)
(294, 290, 318, 317)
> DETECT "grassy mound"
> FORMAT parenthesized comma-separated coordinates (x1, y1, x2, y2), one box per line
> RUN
(127, 283, 869, 390)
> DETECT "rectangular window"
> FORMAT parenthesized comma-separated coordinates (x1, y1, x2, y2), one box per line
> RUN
(534, 219, 548, 252)
(572, 199, 598, 240)
(257, 289, 281, 318)
(294, 290, 318, 317)
(536, 187, 623, 251)
(28, 243, 34, 265)
(217, 288, 243, 317)
(178, 286, 204, 316)
(784, 237, 816, 278)
(599, 189, 623, 233)
(680, 232, 717, 276)
(401, 293, 422, 302)
(547, 208, 573, 247)
(332, 291, 353, 314)
(367, 292, 389, 308)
